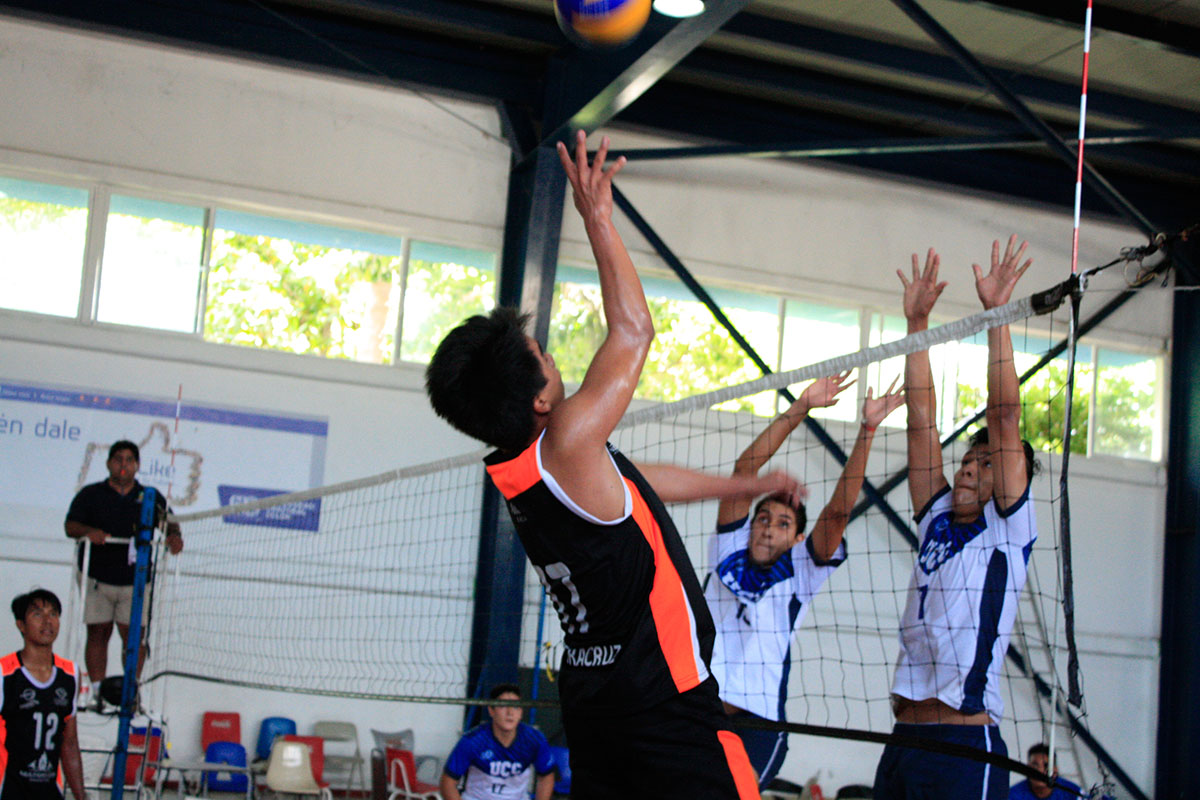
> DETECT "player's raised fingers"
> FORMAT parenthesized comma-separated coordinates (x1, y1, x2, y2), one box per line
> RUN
(556, 140, 579, 182)
(592, 135, 610, 177)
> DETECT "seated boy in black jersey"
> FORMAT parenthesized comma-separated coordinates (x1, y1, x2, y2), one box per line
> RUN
(426, 131, 801, 800)
(2, 589, 87, 800)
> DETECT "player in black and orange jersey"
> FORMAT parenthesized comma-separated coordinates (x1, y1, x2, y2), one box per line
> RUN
(427, 131, 803, 800)
(1, 589, 87, 800)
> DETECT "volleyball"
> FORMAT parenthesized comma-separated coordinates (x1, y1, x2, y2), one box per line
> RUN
(554, 0, 653, 48)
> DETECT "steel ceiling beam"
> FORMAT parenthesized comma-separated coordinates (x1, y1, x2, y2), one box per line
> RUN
(0, 0, 545, 105)
(720, 12, 1200, 130)
(947, 0, 1200, 58)
(892, 0, 1159, 238)
(614, 127, 1200, 162)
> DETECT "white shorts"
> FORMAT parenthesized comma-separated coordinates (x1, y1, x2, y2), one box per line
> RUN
(84, 579, 149, 627)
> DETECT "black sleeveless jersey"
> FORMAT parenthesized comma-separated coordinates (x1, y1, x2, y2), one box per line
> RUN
(0, 652, 77, 800)
(485, 438, 715, 715)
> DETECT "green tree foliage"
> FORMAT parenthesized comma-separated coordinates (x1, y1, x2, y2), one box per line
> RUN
(0, 197, 75, 231)
(400, 259, 495, 363)
(548, 282, 762, 411)
(955, 360, 1153, 457)
(204, 232, 402, 360)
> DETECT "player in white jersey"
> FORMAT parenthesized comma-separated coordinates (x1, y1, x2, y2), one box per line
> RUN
(707, 373, 904, 787)
(874, 238, 1040, 800)
(440, 684, 555, 800)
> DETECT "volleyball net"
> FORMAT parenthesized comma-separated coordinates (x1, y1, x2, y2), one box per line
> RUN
(147, 276, 1116, 787)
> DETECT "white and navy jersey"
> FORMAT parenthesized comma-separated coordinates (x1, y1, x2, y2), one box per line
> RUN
(443, 723, 554, 800)
(0, 652, 78, 800)
(892, 484, 1037, 721)
(705, 515, 845, 722)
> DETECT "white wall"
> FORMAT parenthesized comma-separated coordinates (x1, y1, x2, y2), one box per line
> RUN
(0, 15, 1167, 794)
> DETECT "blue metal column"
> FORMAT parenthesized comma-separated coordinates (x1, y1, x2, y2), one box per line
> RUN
(109, 487, 156, 800)
(1156, 240, 1200, 799)
(464, 66, 571, 724)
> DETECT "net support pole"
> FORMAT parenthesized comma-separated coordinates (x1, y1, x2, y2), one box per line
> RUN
(109, 487, 156, 800)
(1156, 241, 1200, 798)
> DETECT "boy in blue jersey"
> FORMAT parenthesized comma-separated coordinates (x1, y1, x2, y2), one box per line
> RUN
(874, 238, 1040, 800)
(440, 684, 555, 800)
(1008, 744, 1081, 800)
(706, 373, 904, 787)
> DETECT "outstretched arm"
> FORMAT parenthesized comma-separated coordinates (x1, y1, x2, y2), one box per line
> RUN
(541, 131, 652, 520)
(717, 373, 853, 526)
(638, 463, 806, 508)
(809, 380, 905, 561)
(899, 249, 949, 512)
(974, 235, 1032, 510)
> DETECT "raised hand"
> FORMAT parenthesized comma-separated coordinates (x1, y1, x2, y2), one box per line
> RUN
(973, 234, 1032, 310)
(556, 129, 626, 228)
(898, 248, 947, 324)
(798, 370, 855, 411)
(862, 376, 905, 430)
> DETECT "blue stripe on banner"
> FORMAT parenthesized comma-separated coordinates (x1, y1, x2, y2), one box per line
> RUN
(0, 382, 328, 436)
(962, 550, 1009, 714)
(218, 485, 322, 531)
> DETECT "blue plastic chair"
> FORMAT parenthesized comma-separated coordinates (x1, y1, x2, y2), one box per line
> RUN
(203, 740, 249, 793)
(550, 745, 571, 795)
(255, 716, 297, 761)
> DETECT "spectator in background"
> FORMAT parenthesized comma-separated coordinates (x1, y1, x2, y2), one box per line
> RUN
(1008, 743, 1082, 800)
(64, 440, 182, 692)
(440, 684, 555, 800)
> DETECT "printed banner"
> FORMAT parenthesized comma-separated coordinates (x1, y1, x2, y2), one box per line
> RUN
(0, 379, 328, 539)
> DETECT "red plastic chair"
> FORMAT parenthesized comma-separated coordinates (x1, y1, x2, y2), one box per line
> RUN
(201, 711, 241, 751)
(102, 726, 163, 788)
(283, 734, 332, 792)
(385, 745, 439, 800)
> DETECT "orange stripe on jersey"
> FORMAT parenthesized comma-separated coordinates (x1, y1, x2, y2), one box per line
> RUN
(628, 478, 706, 693)
(0, 652, 18, 676)
(486, 444, 540, 500)
(717, 730, 762, 799)
(0, 713, 7, 793)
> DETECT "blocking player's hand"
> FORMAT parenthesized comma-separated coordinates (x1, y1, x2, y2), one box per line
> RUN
(799, 370, 855, 412)
(863, 377, 905, 430)
(898, 248, 947, 324)
(973, 234, 1032, 310)
(85, 528, 108, 546)
(557, 129, 626, 229)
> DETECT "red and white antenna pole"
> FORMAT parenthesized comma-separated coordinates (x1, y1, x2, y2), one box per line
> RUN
(1070, 0, 1094, 276)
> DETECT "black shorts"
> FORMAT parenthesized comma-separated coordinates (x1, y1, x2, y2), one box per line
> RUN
(562, 678, 759, 800)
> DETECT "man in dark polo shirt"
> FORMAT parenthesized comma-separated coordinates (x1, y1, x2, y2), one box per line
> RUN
(64, 440, 182, 693)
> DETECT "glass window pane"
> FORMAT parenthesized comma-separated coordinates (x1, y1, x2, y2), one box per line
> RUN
(785, 301, 861, 422)
(0, 177, 88, 317)
(96, 196, 206, 332)
(399, 242, 497, 364)
(204, 210, 405, 364)
(1094, 349, 1159, 460)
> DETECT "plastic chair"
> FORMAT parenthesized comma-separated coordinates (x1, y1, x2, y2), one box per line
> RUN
(312, 720, 365, 795)
(264, 738, 332, 800)
(550, 745, 571, 795)
(128, 726, 164, 787)
(202, 711, 241, 751)
(370, 728, 441, 786)
(283, 734, 332, 794)
(203, 740, 250, 794)
(385, 746, 439, 800)
(257, 716, 298, 761)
